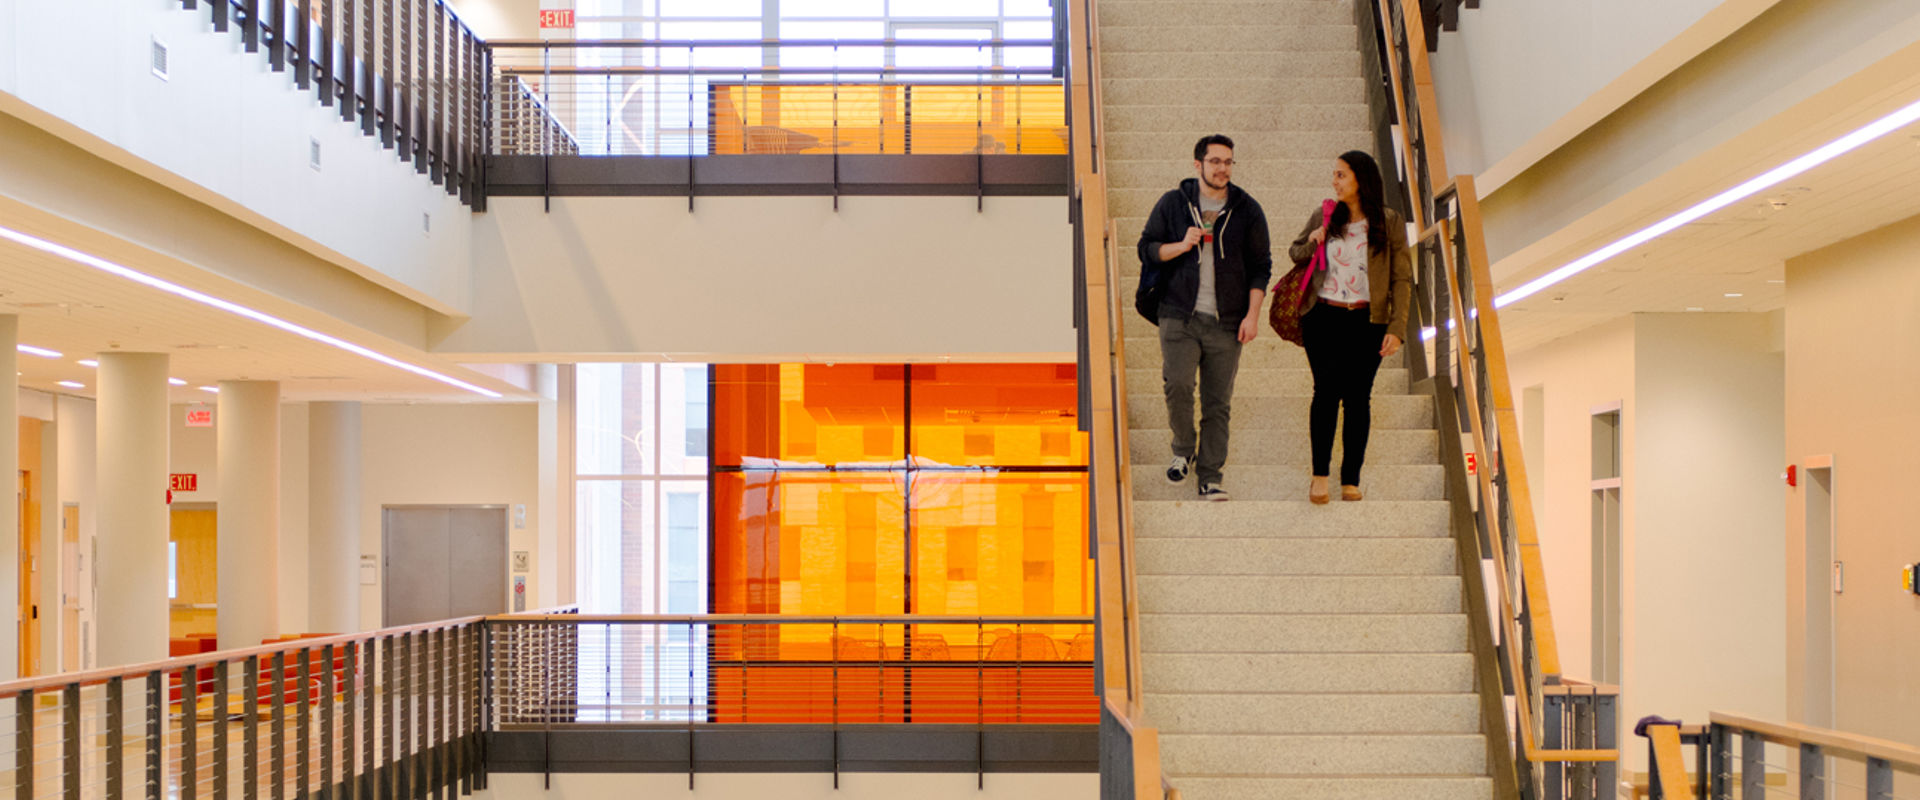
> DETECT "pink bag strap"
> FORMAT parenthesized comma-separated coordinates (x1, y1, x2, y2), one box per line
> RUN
(1295, 199, 1339, 294)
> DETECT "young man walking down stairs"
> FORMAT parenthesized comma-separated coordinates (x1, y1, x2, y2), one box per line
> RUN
(1135, 135, 1273, 502)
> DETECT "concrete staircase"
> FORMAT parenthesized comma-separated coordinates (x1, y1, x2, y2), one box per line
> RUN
(1098, 1, 1493, 797)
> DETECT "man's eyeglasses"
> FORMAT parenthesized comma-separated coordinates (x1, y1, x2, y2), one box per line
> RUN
(1202, 158, 1236, 167)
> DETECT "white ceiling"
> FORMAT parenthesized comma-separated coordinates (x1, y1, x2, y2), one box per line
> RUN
(1487, 69, 1920, 354)
(0, 234, 532, 405)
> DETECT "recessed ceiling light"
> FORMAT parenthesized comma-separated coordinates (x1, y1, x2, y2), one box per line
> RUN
(57, 381, 83, 389)
(198, 385, 219, 393)
(1499, 94, 1920, 308)
(17, 344, 62, 359)
(1686, 307, 1705, 312)
(0, 227, 503, 398)
(168, 377, 188, 386)
(1724, 293, 1743, 298)
(77, 359, 98, 367)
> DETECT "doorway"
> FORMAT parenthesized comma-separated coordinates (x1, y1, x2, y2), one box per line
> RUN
(1803, 461, 1835, 727)
(61, 504, 78, 672)
(1589, 404, 1622, 685)
(382, 506, 508, 627)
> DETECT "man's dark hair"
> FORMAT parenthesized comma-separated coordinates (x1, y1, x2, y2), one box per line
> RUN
(1192, 134, 1234, 161)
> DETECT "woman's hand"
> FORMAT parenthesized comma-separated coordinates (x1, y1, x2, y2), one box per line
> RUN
(1380, 332, 1403, 357)
(1308, 226, 1327, 246)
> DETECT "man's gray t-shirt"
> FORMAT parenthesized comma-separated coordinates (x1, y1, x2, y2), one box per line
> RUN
(1193, 192, 1227, 318)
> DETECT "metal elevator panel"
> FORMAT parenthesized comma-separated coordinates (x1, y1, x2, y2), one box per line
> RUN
(384, 506, 506, 627)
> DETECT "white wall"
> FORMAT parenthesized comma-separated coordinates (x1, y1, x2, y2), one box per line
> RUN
(1427, 0, 1773, 182)
(439, 196, 1077, 361)
(0, 0, 474, 313)
(476, 772, 1095, 800)
(53, 395, 94, 670)
(1510, 316, 1636, 687)
(1629, 313, 1786, 753)
(359, 403, 541, 629)
(1784, 215, 1920, 746)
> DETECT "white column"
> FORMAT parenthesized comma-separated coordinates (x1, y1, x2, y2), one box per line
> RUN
(307, 401, 361, 633)
(216, 381, 279, 649)
(96, 352, 169, 668)
(0, 317, 17, 680)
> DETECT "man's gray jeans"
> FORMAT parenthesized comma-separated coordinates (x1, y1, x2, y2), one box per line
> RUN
(1159, 309, 1244, 486)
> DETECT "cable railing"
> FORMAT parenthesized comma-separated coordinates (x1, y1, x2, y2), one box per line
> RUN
(1642, 713, 1920, 800)
(485, 615, 1095, 726)
(484, 39, 1066, 158)
(0, 609, 1091, 797)
(1365, 0, 1621, 798)
(172, 0, 490, 206)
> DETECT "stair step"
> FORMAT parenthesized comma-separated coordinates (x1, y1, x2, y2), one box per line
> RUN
(1101, 128, 1372, 165)
(1127, 392, 1431, 431)
(1136, 537, 1455, 577)
(1143, 652, 1473, 694)
(1130, 427, 1436, 466)
(1167, 776, 1494, 799)
(1147, 692, 1481, 735)
(1098, 1, 1354, 29)
(1105, 76, 1367, 111)
(1102, 159, 1355, 194)
(1100, 102, 1371, 136)
(1161, 732, 1487, 776)
(1127, 366, 1411, 397)
(1140, 613, 1468, 655)
(1109, 185, 1362, 224)
(1129, 500, 1450, 539)
(1099, 25, 1363, 55)
(1138, 575, 1463, 615)
(1124, 335, 1406, 370)
(1133, 465, 1443, 501)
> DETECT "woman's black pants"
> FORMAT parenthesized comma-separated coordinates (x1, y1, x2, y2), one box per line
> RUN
(1302, 303, 1388, 486)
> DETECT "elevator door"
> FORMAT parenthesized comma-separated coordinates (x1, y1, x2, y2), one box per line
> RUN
(382, 506, 508, 627)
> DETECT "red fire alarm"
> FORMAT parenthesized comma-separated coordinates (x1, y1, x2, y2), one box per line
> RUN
(1785, 464, 1797, 487)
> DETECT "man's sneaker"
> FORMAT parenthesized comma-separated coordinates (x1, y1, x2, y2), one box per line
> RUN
(1198, 482, 1230, 502)
(1165, 455, 1195, 484)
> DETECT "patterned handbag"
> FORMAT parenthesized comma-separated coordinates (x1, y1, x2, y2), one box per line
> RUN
(1268, 199, 1339, 346)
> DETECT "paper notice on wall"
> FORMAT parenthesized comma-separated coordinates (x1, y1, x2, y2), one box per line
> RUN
(360, 555, 378, 586)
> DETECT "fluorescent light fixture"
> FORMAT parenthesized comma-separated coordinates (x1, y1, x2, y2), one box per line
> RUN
(1724, 292, 1743, 298)
(198, 386, 219, 393)
(1686, 307, 1705, 312)
(1497, 95, 1920, 308)
(0, 226, 503, 398)
(78, 359, 98, 367)
(17, 344, 62, 359)
(57, 380, 83, 389)
(169, 377, 188, 386)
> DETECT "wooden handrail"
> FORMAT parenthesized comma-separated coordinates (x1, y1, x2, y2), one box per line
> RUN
(0, 616, 484, 699)
(1647, 724, 1691, 796)
(1375, 0, 1598, 774)
(486, 614, 1095, 625)
(1712, 713, 1920, 769)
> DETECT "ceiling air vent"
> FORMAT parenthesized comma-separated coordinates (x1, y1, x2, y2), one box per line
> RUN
(150, 38, 169, 81)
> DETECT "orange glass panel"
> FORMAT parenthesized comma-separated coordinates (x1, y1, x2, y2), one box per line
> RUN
(712, 364, 904, 467)
(908, 364, 1084, 467)
(708, 83, 1065, 155)
(712, 471, 907, 617)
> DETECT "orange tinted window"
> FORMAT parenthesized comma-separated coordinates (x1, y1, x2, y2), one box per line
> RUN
(908, 364, 1083, 467)
(712, 471, 906, 617)
(712, 364, 904, 467)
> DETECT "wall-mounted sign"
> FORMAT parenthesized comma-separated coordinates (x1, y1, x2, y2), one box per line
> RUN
(512, 551, 530, 573)
(170, 473, 198, 492)
(538, 9, 573, 28)
(186, 408, 213, 428)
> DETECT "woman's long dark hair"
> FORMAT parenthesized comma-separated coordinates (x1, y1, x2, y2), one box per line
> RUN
(1327, 150, 1388, 254)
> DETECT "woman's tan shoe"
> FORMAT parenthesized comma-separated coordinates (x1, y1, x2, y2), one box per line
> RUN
(1309, 477, 1331, 505)
(1341, 485, 1364, 502)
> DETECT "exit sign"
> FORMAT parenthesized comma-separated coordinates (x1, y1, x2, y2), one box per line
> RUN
(538, 9, 573, 28)
(170, 474, 198, 492)
(186, 408, 213, 427)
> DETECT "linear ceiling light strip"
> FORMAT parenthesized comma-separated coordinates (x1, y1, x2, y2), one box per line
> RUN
(0, 226, 502, 399)
(1496, 96, 1920, 309)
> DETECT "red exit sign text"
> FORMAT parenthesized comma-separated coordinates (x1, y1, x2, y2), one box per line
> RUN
(171, 473, 199, 492)
(538, 9, 574, 28)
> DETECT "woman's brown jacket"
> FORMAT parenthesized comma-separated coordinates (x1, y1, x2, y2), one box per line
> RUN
(1285, 205, 1414, 334)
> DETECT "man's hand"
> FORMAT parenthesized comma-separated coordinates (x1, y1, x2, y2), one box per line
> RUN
(1238, 314, 1259, 344)
(1180, 226, 1205, 253)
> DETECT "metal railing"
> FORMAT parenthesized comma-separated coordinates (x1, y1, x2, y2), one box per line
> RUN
(1364, 0, 1621, 798)
(486, 615, 1096, 726)
(0, 610, 1092, 797)
(173, 0, 490, 206)
(484, 40, 1066, 158)
(1644, 713, 1920, 800)
(0, 618, 484, 799)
